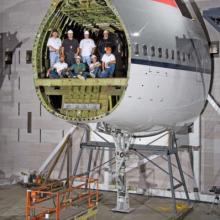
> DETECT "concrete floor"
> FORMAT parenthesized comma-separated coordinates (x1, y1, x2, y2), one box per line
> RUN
(0, 185, 219, 220)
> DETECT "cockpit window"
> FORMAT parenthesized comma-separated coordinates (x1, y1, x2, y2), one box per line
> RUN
(175, 0, 192, 19)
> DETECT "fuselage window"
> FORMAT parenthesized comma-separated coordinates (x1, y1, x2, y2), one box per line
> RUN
(188, 53, 191, 62)
(134, 43, 139, 56)
(151, 46, 155, 57)
(5, 51, 13, 65)
(177, 50, 181, 61)
(158, 48, 162, 58)
(182, 52, 186, 62)
(175, 0, 193, 19)
(142, 45, 148, 56)
(171, 50, 175, 60)
(165, 49, 169, 59)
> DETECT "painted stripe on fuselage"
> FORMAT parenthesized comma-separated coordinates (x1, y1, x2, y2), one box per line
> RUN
(153, 0, 177, 7)
(131, 58, 211, 74)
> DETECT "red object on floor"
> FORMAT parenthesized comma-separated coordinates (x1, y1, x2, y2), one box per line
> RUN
(153, 0, 178, 8)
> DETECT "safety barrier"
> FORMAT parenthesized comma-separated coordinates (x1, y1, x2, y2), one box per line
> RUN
(26, 176, 99, 220)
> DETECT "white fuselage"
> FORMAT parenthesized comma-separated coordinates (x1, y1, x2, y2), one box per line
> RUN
(33, 0, 212, 134)
(102, 0, 212, 133)
(104, 63, 210, 132)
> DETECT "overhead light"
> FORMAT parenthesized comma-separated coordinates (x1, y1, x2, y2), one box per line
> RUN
(132, 32, 140, 37)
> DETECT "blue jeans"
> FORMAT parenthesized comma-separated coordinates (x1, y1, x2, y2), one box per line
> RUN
(82, 56, 91, 66)
(99, 64, 116, 78)
(49, 52, 59, 68)
(90, 67, 101, 78)
(70, 71, 89, 79)
(49, 69, 59, 79)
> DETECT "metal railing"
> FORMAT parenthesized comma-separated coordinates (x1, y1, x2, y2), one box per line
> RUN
(26, 176, 99, 220)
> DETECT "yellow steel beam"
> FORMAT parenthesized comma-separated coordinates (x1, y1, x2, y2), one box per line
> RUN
(35, 78, 128, 87)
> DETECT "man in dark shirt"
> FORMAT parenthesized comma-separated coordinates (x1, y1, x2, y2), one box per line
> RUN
(61, 30, 79, 66)
(97, 30, 115, 59)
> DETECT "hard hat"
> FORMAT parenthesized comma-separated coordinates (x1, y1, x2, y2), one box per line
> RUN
(105, 47, 112, 52)
(67, 30, 73, 34)
(84, 30, 89, 35)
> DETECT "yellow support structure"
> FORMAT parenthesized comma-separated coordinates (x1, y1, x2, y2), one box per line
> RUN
(74, 206, 98, 220)
(35, 78, 128, 87)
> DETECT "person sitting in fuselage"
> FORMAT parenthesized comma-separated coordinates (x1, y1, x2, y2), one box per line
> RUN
(89, 55, 101, 78)
(99, 47, 116, 78)
(47, 56, 68, 79)
(69, 56, 88, 80)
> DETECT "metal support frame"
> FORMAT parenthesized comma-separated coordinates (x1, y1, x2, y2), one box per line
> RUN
(167, 150, 177, 215)
(86, 149, 94, 188)
(38, 127, 75, 174)
(175, 151, 190, 204)
(38, 127, 77, 183)
(72, 125, 91, 178)
(74, 129, 192, 216)
(134, 132, 191, 216)
(112, 131, 134, 213)
(58, 150, 67, 179)
(189, 116, 201, 196)
(26, 176, 99, 220)
(67, 137, 73, 182)
(73, 148, 83, 176)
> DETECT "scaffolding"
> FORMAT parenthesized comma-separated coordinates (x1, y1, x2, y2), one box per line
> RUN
(26, 176, 99, 220)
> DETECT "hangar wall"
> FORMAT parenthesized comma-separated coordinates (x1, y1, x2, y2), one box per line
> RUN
(0, 0, 72, 178)
(195, 0, 220, 193)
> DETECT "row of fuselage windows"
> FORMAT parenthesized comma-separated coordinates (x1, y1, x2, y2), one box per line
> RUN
(134, 44, 192, 63)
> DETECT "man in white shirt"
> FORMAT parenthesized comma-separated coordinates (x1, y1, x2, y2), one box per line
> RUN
(47, 29, 62, 67)
(47, 56, 68, 78)
(99, 47, 116, 78)
(79, 31, 96, 66)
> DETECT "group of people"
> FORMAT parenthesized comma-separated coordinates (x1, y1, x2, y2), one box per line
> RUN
(46, 29, 116, 80)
